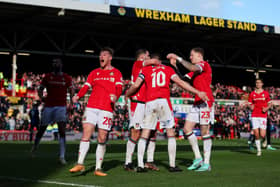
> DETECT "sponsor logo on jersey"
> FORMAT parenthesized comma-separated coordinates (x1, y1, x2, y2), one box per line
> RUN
(254, 98, 265, 101)
(110, 77, 115, 82)
(95, 77, 111, 81)
(49, 81, 66, 86)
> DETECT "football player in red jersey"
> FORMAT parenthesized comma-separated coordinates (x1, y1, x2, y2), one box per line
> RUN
(247, 79, 272, 156)
(31, 59, 74, 165)
(167, 48, 214, 171)
(124, 49, 160, 171)
(69, 47, 123, 176)
(126, 54, 208, 172)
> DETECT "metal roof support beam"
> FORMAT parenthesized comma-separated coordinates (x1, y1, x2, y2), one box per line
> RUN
(114, 39, 128, 53)
(89, 36, 102, 50)
(227, 48, 242, 65)
(246, 52, 257, 67)
(0, 33, 13, 50)
(67, 34, 87, 52)
(42, 32, 62, 52)
(17, 33, 36, 49)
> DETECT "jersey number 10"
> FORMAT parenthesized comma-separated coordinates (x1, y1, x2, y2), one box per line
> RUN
(151, 71, 166, 88)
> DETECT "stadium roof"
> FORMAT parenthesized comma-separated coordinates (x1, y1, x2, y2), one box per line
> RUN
(0, 1, 280, 85)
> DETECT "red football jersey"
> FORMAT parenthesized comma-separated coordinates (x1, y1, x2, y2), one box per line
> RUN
(42, 73, 72, 107)
(185, 61, 214, 107)
(248, 90, 271, 118)
(86, 68, 123, 112)
(139, 65, 177, 102)
(131, 60, 146, 102)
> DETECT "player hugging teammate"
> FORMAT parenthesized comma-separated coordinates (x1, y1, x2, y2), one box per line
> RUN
(66, 47, 212, 176)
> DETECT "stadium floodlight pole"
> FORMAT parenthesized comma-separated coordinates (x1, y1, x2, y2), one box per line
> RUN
(12, 54, 17, 97)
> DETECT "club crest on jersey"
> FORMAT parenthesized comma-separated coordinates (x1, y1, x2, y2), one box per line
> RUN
(97, 72, 100, 76)
(110, 72, 114, 76)
(262, 94, 265, 97)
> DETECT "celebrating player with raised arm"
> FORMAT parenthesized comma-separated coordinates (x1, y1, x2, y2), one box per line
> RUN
(126, 54, 208, 172)
(247, 79, 272, 156)
(124, 49, 160, 171)
(69, 47, 123, 176)
(167, 47, 214, 172)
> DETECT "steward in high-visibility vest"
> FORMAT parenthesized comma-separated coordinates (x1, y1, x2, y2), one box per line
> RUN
(15, 84, 19, 93)
(0, 72, 3, 80)
(52, 123, 58, 133)
(3, 79, 8, 87)
(46, 125, 53, 133)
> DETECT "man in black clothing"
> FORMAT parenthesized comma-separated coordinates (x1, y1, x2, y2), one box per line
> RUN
(29, 102, 40, 142)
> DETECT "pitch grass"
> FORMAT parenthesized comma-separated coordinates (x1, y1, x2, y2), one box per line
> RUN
(0, 139, 280, 187)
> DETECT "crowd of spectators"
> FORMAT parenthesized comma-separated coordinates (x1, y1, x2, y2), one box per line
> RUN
(0, 73, 280, 139)
(3, 72, 280, 100)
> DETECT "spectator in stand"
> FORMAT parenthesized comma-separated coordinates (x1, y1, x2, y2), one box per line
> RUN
(8, 116, 16, 130)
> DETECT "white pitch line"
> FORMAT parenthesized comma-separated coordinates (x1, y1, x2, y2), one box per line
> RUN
(0, 176, 102, 187)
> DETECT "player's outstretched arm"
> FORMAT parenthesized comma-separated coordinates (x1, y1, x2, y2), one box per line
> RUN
(125, 77, 143, 98)
(172, 75, 208, 101)
(167, 53, 200, 72)
(169, 58, 178, 69)
(143, 59, 160, 67)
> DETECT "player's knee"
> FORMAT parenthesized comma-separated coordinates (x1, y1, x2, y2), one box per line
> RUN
(141, 129, 151, 139)
(130, 135, 139, 142)
(98, 136, 107, 144)
(82, 131, 92, 140)
(166, 128, 175, 137)
(183, 127, 191, 134)
(130, 129, 140, 140)
(97, 132, 108, 143)
(200, 130, 208, 136)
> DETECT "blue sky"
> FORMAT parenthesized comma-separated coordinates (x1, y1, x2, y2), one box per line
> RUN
(82, 0, 280, 26)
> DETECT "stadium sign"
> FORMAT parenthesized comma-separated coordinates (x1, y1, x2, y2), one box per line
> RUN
(111, 6, 275, 34)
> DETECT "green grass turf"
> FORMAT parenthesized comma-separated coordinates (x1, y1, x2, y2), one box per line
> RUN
(0, 139, 280, 187)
